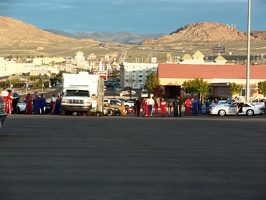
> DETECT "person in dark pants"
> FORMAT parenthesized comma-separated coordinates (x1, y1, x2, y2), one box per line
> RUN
(12, 92, 20, 114)
(135, 97, 141, 117)
(39, 94, 46, 115)
(173, 98, 179, 117)
(178, 96, 182, 117)
(33, 94, 40, 114)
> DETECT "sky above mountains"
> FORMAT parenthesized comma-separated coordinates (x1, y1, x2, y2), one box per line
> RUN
(1, 0, 265, 34)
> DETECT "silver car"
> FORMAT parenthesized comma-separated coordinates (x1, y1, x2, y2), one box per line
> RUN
(209, 102, 265, 116)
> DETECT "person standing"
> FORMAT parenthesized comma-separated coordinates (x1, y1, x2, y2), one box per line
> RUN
(167, 99, 172, 117)
(154, 98, 159, 117)
(185, 97, 191, 116)
(192, 97, 198, 116)
(147, 96, 154, 117)
(7, 90, 13, 114)
(54, 94, 62, 115)
(50, 94, 56, 114)
(1, 88, 8, 113)
(12, 91, 20, 114)
(160, 98, 166, 117)
(178, 96, 182, 117)
(173, 98, 179, 117)
(197, 99, 202, 114)
(25, 93, 33, 114)
(33, 94, 40, 114)
(135, 97, 141, 117)
(141, 98, 146, 117)
(144, 99, 149, 116)
(39, 94, 46, 115)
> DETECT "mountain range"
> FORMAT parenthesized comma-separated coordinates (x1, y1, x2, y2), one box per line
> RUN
(43, 29, 165, 44)
(1, 16, 266, 47)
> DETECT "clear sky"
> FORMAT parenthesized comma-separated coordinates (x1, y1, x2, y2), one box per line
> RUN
(1, 0, 265, 34)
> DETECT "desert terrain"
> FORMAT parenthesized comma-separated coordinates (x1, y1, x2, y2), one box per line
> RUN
(0, 17, 265, 64)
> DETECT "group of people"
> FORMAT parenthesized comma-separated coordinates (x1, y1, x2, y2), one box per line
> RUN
(24, 93, 62, 115)
(0, 87, 63, 115)
(133, 96, 182, 117)
(184, 97, 203, 116)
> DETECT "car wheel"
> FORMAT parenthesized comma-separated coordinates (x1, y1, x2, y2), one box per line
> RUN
(246, 109, 254, 116)
(218, 110, 226, 116)
(107, 109, 114, 116)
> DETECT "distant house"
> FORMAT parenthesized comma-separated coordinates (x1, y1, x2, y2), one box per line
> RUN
(192, 50, 205, 63)
(214, 55, 227, 65)
(158, 63, 266, 100)
(181, 54, 193, 63)
(180, 50, 205, 64)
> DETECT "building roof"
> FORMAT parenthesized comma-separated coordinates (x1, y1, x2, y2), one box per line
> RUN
(192, 50, 205, 59)
(158, 64, 266, 79)
(182, 54, 193, 60)
(214, 55, 227, 61)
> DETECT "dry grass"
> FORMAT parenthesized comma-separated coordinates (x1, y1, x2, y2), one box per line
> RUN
(1, 40, 265, 64)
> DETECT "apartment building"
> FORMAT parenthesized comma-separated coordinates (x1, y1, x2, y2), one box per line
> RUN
(119, 62, 158, 90)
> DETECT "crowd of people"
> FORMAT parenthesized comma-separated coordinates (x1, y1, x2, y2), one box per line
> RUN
(133, 96, 183, 117)
(1, 87, 62, 115)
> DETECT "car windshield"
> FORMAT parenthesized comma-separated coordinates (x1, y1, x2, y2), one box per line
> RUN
(65, 90, 90, 97)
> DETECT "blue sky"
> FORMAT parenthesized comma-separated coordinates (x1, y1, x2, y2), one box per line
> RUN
(1, 0, 265, 34)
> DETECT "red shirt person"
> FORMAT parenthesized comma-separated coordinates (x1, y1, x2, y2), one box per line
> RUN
(25, 93, 33, 114)
(141, 98, 146, 117)
(160, 98, 166, 117)
(154, 99, 159, 117)
(185, 97, 191, 116)
(1, 88, 8, 113)
(7, 90, 13, 114)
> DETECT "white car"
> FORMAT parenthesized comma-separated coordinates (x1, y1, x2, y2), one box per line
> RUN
(209, 101, 265, 116)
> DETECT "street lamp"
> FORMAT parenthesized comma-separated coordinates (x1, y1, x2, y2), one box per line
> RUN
(246, 0, 251, 102)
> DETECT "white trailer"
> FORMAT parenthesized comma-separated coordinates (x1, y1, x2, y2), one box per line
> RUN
(61, 72, 104, 116)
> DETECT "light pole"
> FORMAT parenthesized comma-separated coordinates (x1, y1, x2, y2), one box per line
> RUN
(246, 0, 251, 102)
(41, 75, 43, 92)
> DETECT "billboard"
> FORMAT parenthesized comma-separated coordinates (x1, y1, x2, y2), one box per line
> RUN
(212, 46, 225, 53)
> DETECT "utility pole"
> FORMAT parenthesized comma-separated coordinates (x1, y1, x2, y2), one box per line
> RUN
(246, 0, 251, 102)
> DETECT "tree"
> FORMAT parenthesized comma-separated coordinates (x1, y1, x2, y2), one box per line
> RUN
(228, 82, 242, 96)
(182, 78, 210, 102)
(153, 85, 164, 98)
(145, 72, 160, 94)
(257, 81, 266, 97)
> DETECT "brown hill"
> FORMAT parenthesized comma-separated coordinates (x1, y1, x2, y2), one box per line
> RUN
(142, 22, 264, 45)
(251, 31, 266, 40)
(0, 16, 97, 47)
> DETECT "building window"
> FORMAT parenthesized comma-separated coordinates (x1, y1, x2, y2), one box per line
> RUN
(241, 89, 246, 97)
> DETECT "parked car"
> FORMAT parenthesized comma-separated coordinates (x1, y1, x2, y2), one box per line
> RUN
(209, 101, 265, 116)
(0, 95, 7, 128)
(15, 100, 51, 114)
(117, 98, 135, 107)
(104, 98, 133, 108)
(103, 102, 127, 116)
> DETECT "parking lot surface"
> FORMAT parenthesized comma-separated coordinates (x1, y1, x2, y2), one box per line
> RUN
(0, 114, 266, 200)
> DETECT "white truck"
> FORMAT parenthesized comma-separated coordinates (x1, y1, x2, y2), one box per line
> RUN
(61, 72, 105, 116)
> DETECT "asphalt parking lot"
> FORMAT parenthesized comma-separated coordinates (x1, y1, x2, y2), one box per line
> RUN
(0, 114, 266, 200)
